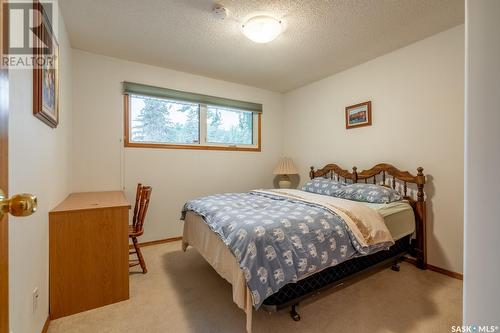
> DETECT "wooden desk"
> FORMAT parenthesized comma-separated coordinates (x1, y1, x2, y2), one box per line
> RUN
(49, 191, 131, 319)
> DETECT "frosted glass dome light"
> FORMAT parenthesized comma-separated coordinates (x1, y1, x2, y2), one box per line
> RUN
(242, 16, 282, 43)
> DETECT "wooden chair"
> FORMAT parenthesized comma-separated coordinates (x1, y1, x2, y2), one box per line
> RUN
(129, 184, 152, 274)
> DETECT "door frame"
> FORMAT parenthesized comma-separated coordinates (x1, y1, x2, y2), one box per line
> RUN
(0, 0, 9, 331)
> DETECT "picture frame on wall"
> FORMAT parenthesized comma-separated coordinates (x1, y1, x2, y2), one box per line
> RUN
(345, 101, 371, 129)
(33, 0, 59, 128)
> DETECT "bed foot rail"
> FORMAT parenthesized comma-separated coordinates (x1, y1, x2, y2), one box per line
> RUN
(290, 304, 301, 321)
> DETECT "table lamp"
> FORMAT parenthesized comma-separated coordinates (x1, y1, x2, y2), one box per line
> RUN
(273, 158, 298, 189)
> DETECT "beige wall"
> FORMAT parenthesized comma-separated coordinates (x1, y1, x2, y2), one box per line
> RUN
(464, 0, 500, 324)
(283, 25, 464, 273)
(8, 4, 73, 333)
(71, 50, 284, 242)
(70, 26, 464, 273)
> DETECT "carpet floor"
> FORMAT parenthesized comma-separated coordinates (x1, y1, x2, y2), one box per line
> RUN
(48, 241, 462, 333)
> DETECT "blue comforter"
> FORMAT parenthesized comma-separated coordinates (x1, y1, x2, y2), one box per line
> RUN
(181, 190, 385, 309)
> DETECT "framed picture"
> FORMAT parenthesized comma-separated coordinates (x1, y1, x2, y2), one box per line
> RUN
(345, 101, 372, 129)
(33, 0, 59, 128)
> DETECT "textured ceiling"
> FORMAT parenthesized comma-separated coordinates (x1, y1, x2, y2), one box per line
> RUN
(60, 0, 464, 92)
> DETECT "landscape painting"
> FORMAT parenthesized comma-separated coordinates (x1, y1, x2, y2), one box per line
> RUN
(345, 101, 372, 129)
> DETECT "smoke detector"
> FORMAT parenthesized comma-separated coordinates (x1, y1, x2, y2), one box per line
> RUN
(212, 4, 228, 20)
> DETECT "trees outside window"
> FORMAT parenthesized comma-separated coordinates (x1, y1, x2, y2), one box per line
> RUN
(127, 94, 259, 151)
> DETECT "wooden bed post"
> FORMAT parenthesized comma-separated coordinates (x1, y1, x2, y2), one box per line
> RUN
(309, 167, 315, 180)
(352, 167, 358, 183)
(415, 167, 427, 269)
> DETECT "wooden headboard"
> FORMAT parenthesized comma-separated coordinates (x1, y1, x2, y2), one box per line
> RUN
(310, 163, 427, 270)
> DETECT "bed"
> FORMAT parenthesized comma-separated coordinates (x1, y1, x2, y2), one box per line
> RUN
(180, 163, 426, 332)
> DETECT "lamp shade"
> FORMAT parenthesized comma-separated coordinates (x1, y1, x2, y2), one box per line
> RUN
(273, 158, 298, 175)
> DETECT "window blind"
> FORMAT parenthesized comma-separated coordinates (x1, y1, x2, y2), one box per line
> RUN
(122, 81, 263, 113)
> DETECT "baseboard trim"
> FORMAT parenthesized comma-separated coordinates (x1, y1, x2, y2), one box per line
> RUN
(404, 257, 463, 280)
(41, 316, 50, 333)
(129, 236, 183, 249)
(427, 264, 463, 280)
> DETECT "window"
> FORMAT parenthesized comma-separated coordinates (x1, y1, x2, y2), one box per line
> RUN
(206, 106, 254, 145)
(129, 95, 200, 144)
(123, 84, 261, 151)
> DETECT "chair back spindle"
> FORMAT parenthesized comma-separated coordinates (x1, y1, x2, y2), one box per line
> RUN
(132, 183, 142, 228)
(132, 185, 152, 234)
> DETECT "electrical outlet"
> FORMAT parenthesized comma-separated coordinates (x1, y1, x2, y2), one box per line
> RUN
(32, 287, 39, 313)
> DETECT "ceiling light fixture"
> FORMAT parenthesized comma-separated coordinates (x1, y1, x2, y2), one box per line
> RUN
(242, 15, 282, 43)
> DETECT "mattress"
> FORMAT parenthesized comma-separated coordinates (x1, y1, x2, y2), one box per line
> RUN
(363, 200, 415, 240)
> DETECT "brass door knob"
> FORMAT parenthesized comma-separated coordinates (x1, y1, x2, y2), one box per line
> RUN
(0, 189, 37, 218)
